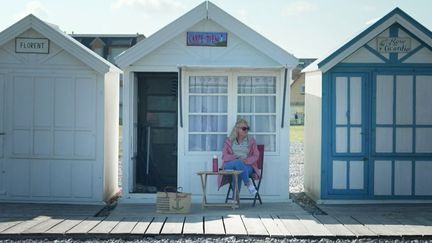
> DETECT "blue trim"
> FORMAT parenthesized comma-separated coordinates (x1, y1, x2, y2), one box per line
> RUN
(363, 45, 389, 63)
(318, 8, 432, 69)
(399, 44, 424, 63)
(389, 26, 398, 63)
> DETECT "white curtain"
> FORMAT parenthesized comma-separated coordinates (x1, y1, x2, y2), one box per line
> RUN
(188, 76, 228, 151)
(238, 76, 276, 151)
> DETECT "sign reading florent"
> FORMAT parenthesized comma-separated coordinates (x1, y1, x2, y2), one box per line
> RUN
(15, 38, 49, 54)
(377, 37, 411, 53)
(187, 32, 227, 47)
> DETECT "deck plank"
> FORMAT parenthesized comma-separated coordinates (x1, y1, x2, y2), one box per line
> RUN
(352, 215, 398, 236)
(145, 216, 166, 235)
(0, 218, 24, 233)
(160, 216, 184, 235)
(398, 216, 432, 236)
(46, 217, 86, 234)
(183, 216, 203, 235)
(278, 215, 309, 236)
(110, 217, 139, 234)
(259, 215, 285, 237)
(88, 217, 122, 234)
(23, 218, 65, 234)
(223, 215, 247, 235)
(374, 215, 419, 236)
(333, 215, 376, 237)
(130, 216, 153, 235)
(314, 215, 354, 236)
(2, 216, 50, 234)
(67, 217, 105, 234)
(297, 214, 332, 236)
(204, 216, 225, 235)
(241, 215, 268, 236)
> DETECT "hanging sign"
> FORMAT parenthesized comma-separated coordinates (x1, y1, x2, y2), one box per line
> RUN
(187, 32, 227, 47)
(377, 37, 411, 53)
(15, 38, 50, 54)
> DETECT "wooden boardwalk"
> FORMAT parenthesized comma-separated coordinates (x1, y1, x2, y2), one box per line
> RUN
(1, 203, 432, 238)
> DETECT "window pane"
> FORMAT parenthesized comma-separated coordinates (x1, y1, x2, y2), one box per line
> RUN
(238, 115, 276, 132)
(189, 96, 227, 113)
(189, 134, 226, 151)
(238, 96, 275, 113)
(189, 76, 228, 93)
(238, 76, 276, 94)
(189, 115, 227, 132)
(254, 135, 276, 152)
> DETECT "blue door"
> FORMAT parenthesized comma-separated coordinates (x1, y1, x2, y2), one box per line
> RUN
(372, 74, 432, 198)
(329, 74, 368, 196)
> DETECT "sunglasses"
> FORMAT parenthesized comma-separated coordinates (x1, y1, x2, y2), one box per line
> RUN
(239, 126, 250, 131)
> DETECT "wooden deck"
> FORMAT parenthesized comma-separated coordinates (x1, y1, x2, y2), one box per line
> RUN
(1, 202, 432, 238)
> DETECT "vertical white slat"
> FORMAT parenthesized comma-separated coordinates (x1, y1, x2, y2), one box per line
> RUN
(415, 128, 432, 153)
(415, 161, 432, 195)
(33, 77, 54, 156)
(374, 160, 392, 195)
(71, 162, 92, 198)
(376, 75, 393, 125)
(394, 160, 412, 195)
(55, 77, 74, 128)
(396, 76, 413, 125)
(332, 160, 347, 189)
(349, 161, 364, 189)
(349, 77, 362, 125)
(335, 127, 347, 153)
(12, 76, 34, 156)
(350, 127, 362, 153)
(375, 127, 393, 153)
(396, 128, 412, 153)
(335, 77, 348, 125)
(416, 76, 432, 125)
(30, 160, 50, 196)
(75, 77, 96, 130)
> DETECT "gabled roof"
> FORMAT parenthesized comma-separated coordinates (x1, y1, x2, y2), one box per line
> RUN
(318, 7, 432, 73)
(0, 14, 121, 74)
(115, 1, 297, 68)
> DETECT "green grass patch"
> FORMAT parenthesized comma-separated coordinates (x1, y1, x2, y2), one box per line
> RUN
(290, 125, 304, 142)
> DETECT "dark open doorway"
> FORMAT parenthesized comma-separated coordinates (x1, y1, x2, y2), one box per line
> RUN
(135, 72, 178, 193)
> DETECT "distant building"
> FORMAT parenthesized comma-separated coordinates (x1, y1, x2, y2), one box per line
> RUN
(290, 58, 316, 125)
(71, 34, 145, 63)
(71, 34, 145, 124)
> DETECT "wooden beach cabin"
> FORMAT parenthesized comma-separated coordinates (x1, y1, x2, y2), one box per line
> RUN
(304, 8, 432, 202)
(115, 1, 298, 203)
(0, 15, 121, 204)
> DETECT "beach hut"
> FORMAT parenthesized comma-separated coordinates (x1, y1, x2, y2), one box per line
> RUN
(0, 15, 121, 203)
(115, 1, 297, 202)
(304, 8, 432, 202)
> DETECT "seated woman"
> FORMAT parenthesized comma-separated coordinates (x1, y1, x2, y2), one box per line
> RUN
(220, 118, 260, 195)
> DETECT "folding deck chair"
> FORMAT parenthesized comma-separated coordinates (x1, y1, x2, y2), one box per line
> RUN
(225, 144, 264, 206)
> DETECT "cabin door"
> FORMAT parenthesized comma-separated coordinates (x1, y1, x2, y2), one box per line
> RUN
(372, 74, 432, 196)
(330, 74, 368, 195)
(135, 72, 178, 193)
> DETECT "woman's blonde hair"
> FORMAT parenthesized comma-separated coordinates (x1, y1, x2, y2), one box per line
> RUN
(228, 118, 249, 141)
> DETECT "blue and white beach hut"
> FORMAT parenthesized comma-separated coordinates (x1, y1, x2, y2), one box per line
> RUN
(304, 8, 432, 202)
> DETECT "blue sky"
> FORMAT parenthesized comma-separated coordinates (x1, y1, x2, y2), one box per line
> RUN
(1, 0, 431, 58)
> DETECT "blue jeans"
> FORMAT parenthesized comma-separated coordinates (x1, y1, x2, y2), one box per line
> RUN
(224, 159, 253, 192)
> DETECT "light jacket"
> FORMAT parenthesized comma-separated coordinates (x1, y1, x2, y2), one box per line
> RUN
(218, 136, 261, 189)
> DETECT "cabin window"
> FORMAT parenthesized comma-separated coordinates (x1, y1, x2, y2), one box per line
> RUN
(187, 73, 278, 152)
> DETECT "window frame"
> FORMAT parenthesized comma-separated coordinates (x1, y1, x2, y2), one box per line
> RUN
(184, 68, 281, 155)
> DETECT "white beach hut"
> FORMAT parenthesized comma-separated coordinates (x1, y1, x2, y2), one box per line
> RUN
(116, 1, 298, 203)
(0, 15, 121, 204)
(304, 8, 432, 202)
